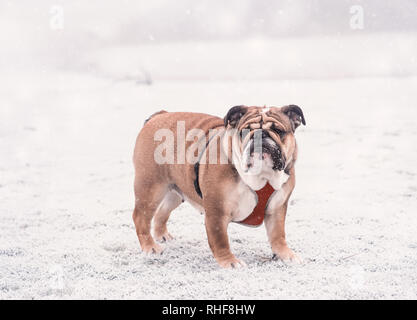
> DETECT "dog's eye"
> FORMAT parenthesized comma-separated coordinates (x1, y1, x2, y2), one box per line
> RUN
(272, 127, 285, 138)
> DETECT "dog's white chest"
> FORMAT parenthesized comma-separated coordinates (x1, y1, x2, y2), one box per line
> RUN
(230, 182, 258, 222)
(229, 171, 290, 220)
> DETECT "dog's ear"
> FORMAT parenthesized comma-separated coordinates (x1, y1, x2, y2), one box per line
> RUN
(281, 105, 306, 131)
(224, 105, 248, 128)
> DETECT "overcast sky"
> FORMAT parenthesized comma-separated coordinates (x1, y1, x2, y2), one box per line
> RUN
(1, 0, 416, 73)
(2, 0, 417, 44)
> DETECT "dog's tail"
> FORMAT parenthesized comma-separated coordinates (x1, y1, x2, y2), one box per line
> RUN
(143, 110, 168, 125)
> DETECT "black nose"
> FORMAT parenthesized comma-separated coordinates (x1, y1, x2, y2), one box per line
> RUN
(261, 130, 269, 139)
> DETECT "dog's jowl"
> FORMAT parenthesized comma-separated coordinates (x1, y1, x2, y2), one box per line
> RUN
(132, 105, 306, 268)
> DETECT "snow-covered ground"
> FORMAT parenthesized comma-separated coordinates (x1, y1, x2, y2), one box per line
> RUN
(1, 64, 417, 298)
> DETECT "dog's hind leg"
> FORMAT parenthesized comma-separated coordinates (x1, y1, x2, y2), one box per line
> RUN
(153, 189, 183, 242)
(132, 178, 168, 254)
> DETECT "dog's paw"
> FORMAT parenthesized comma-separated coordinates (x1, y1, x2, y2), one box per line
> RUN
(272, 247, 302, 264)
(141, 243, 164, 255)
(154, 231, 174, 242)
(217, 256, 247, 269)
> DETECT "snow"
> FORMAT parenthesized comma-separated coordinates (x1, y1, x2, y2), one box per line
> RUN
(1, 67, 417, 299)
(1, 1, 417, 299)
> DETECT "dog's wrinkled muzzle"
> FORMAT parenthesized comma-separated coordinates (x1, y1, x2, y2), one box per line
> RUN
(244, 130, 285, 171)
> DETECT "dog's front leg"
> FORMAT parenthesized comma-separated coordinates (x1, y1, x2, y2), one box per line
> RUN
(204, 209, 246, 269)
(264, 170, 302, 264)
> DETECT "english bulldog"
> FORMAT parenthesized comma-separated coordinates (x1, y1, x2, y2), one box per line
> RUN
(132, 105, 306, 268)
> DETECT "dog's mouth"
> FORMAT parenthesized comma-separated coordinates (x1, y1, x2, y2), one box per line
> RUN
(242, 130, 285, 172)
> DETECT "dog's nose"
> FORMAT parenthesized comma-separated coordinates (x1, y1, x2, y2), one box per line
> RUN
(261, 130, 268, 139)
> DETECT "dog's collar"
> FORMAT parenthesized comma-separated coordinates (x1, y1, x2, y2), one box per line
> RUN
(193, 163, 203, 198)
(194, 133, 219, 199)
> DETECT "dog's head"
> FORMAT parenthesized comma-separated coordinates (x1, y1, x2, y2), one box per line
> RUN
(224, 105, 306, 174)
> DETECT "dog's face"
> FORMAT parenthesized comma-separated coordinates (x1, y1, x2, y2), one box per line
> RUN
(224, 105, 306, 175)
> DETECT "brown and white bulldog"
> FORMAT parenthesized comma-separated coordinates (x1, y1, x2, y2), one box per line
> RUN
(132, 105, 306, 268)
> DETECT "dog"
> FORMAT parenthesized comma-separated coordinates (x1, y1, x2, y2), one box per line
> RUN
(132, 105, 306, 268)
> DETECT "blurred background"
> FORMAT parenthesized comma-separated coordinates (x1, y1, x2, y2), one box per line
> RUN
(2, 0, 417, 80)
